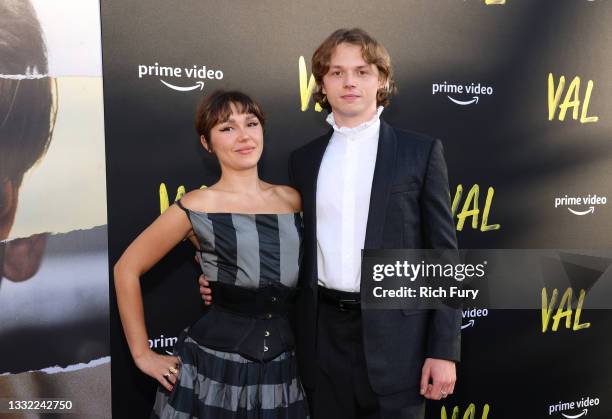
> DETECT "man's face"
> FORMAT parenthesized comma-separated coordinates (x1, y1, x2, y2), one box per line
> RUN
(321, 43, 385, 127)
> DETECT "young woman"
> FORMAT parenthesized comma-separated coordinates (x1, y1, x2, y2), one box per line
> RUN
(114, 90, 309, 418)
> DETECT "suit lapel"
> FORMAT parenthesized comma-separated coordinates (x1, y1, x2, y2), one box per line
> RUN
(364, 120, 397, 249)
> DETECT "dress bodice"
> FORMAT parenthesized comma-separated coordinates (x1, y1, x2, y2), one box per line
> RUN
(177, 200, 302, 289)
(175, 200, 303, 361)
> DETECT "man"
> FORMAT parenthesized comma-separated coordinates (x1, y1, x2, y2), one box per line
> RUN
(0, 0, 54, 281)
(201, 28, 461, 419)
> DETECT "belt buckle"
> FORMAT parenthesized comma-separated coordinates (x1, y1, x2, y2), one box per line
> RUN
(338, 298, 358, 312)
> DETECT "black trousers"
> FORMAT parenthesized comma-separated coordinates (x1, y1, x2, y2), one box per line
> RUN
(309, 287, 425, 419)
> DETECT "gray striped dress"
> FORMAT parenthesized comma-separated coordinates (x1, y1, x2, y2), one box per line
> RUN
(151, 201, 309, 419)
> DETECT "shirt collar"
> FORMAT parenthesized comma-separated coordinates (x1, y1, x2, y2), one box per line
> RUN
(326, 106, 384, 135)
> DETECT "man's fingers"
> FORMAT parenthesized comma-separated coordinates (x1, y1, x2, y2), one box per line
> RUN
(198, 275, 212, 306)
(433, 377, 454, 399)
(440, 373, 456, 396)
(448, 379, 456, 395)
(419, 365, 430, 395)
(421, 359, 456, 400)
(429, 380, 443, 400)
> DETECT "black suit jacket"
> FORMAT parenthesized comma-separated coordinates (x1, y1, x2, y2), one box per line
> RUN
(289, 119, 461, 397)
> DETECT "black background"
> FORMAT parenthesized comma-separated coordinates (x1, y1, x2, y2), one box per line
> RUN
(102, 1, 612, 417)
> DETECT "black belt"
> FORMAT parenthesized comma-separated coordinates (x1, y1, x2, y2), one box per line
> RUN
(318, 285, 361, 311)
(209, 281, 296, 317)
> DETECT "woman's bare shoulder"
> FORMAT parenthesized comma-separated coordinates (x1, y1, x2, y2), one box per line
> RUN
(177, 188, 219, 212)
(270, 184, 302, 212)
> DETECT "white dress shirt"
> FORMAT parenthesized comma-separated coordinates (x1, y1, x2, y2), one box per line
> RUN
(316, 107, 383, 292)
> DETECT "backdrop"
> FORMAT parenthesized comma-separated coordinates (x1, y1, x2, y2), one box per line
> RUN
(101, 1, 612, 418)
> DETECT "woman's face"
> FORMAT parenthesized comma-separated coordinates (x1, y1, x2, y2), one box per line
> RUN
(204, 104, 264, 172)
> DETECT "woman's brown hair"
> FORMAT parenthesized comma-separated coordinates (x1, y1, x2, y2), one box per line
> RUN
(194, 90, 265, 152)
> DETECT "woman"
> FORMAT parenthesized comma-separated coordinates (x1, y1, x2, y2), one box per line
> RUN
(114, 90, 309, 418)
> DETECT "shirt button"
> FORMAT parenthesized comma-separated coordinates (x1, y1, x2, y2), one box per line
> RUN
(271, 296, 277, 302)
(264, 345, 269, 352)
(265, 331, 270, 337)
(266, 313, 272, 319)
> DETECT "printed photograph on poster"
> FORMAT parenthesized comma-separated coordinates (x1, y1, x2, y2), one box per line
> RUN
(0, 0, 110, 417)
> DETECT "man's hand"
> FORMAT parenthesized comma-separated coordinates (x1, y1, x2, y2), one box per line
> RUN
(198, 274, 212, 305)
(420, 358, 456, 400)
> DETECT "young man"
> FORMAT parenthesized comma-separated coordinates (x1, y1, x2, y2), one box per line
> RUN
(201, 28, 461, 419)
(0, 0, 54, 280)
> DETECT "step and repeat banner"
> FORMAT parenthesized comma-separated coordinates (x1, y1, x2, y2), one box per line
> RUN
(101, 1, 612, 418)
(0, 0, 110, 418)
(2, 0, 611, 418)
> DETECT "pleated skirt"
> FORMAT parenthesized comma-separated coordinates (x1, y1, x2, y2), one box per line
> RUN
(151, 333, 309, 419)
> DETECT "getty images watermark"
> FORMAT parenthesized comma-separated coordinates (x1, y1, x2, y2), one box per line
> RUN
(371, 258, 486, 300)
(360, 249, 612, 310)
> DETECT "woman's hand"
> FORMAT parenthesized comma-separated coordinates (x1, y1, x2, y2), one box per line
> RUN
(134, 349, 181, 392)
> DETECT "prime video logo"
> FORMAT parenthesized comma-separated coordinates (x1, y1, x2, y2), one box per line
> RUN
(548, 396, 599, 418)
(432, 81, 494, 106)
(461, 307, 488, 330)
(149, 334, 178, 355)
(137, 62, 224, 92)
(554, 194, 607, 216)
